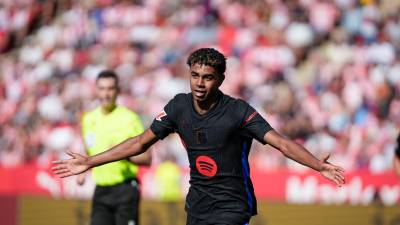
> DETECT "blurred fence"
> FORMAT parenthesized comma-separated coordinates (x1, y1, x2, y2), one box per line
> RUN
(0, 195, 399, 225)
(1, 165, 399, 205)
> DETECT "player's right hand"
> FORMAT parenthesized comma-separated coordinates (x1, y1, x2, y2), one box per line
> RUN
(52, 151, 90, 178)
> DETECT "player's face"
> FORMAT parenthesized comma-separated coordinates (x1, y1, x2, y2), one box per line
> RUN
(190, 63, 223, 102)
(96, 77, 118, 108)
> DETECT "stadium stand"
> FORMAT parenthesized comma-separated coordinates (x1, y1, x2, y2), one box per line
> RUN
(0, 0, 399, 179)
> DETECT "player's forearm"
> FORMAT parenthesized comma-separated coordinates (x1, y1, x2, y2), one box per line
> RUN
(129, 151, 152, 166)
(280, 140, 323, 172)
(87, 136, 147, 168)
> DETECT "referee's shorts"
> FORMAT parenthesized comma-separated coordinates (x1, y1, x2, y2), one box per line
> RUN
(91, 179, 140, 225)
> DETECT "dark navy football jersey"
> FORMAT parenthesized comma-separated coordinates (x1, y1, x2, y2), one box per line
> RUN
(150, 91, 273, 219)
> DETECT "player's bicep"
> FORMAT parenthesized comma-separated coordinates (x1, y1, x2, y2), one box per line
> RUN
(138, 128, 159, 149)
(263, 130, 288, 151)
(128, 129, 155, 166)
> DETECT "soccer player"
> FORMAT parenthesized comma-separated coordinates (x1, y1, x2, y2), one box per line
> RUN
(78, 70, 151, 225)
(394, 133, 400, 177)
(53, 48, 345, 225)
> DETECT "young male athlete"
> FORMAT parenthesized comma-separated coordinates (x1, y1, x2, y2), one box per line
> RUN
(79, 70, 151, 225)
(53, 48, 345, 225)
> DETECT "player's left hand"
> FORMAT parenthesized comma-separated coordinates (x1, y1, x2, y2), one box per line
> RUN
(319, 154, 345, 187)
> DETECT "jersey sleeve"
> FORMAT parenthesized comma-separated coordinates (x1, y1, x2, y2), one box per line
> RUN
(150, 97, 178, 140)
(238, 100, 273, 144)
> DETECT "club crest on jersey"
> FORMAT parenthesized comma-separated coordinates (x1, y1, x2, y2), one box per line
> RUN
(196, 155, 217, 177)
(156, 110, 167, 121)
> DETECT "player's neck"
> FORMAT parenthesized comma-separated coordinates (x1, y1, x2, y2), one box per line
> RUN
(193, 92, 219, 115)
(101, 104, 117, 114)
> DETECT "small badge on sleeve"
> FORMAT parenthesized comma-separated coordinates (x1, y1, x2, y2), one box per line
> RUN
(156, 110, 167, 121)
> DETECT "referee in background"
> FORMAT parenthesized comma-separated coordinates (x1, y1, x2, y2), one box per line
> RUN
(77, 70, 151, 225)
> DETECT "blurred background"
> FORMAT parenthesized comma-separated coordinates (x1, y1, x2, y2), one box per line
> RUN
(0, 0, 399, 224)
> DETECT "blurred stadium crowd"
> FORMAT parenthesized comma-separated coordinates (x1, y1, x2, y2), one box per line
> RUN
(0, 0, 399, 174)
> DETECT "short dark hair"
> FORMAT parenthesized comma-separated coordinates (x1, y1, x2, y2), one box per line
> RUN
(96, 70, 119, 85)
(186, 48, 226, 75)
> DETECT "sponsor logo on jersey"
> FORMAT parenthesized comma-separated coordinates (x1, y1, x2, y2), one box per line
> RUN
(196, 155, 217, 177)
(156, 110, 167, 121)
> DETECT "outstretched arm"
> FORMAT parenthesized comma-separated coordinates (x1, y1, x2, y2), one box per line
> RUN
(264, 130, 345, 186)
(128, 149, 152, 166)
(52, 128, 159, 178)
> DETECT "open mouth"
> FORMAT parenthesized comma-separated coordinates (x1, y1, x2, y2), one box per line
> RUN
(194, 90, 206, 98)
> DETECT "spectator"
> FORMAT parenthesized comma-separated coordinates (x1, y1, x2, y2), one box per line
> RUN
(0, 0, 399, 182)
